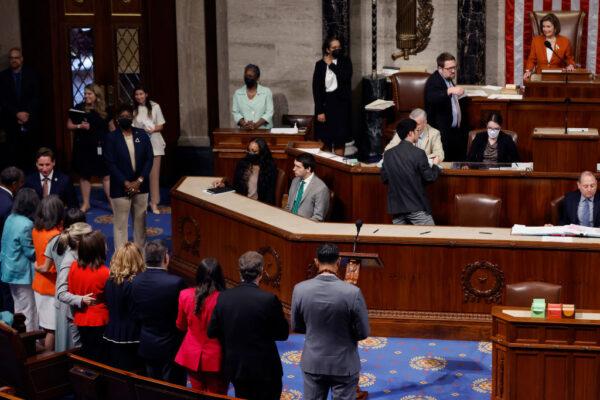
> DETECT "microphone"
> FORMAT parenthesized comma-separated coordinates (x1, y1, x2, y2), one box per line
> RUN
(544, 40, 568, 68)
(353, 219, 363, 253)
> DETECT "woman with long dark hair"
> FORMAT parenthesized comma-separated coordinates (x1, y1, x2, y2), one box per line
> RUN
(132, 85, 166, 214)
(467, 113, 519, 164)
(175, 258, 227, 393)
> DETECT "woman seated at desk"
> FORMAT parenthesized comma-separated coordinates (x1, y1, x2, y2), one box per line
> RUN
(467, 113, 519, 164)
(523, 13, 575, 80)
(213, 138, 278, 205)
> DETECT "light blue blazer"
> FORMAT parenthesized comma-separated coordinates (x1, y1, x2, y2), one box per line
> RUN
(0, 213, 35, 285)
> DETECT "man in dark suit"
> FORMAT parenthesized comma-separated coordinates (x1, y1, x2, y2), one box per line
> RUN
(24, 147, 78, 208)
(0, 48, 40, 171)
(381, 119, 440, 225)
(291, 243, 369, 400)
(208, 251, 289, 400)
(424, 52, 465, 161)
(131, 240, 186, 384)
(0, 166, 24, 313)
(559, 171, 600, 226)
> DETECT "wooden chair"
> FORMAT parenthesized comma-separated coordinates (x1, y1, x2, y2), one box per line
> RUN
(529, 11, 586, 66)
(505, 281, 562, 307)
(69, 353, 236, 400)
(466, 129, 518, 157)
(452, 193, 502, 227)
(0, 321, 72, 400)
(550, 195, 565, 226)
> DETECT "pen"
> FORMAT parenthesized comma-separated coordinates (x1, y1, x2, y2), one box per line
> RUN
(419, 231, 431, 235)
(373, 228, 379, 233)
(479, 231, 492, 234)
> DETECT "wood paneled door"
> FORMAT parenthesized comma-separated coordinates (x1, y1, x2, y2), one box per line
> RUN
(19, 0, 179, 174)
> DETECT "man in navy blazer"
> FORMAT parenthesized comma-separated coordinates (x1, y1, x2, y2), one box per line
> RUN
(559, 171, 600, 226)
(131, 240, 186, 384)
(0, 166, 24, 313)
(103, 104, 153, 249)
(24, 147, 78, 208)
(424, 52, 466, 161)
(208, 251, 289, 400)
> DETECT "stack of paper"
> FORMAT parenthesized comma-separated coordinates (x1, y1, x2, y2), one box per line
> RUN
(270, 127, 299, 134)
(365, 99, 395, 111)
(488, 94, 523, 100)
(511, 224, 600, 237)
(465, 89, 488, 97)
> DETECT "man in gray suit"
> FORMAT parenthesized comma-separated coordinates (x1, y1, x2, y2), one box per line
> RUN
(286, 153, 330, 221)
(291, 243, 370, 400)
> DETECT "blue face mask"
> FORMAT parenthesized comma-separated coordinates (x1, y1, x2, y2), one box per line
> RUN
(487, 128, 500, 139)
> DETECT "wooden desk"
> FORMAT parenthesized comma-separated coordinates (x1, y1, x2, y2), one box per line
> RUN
(465, 96, 600, 161)
(285, 142, 584, 226)
(171, 177, 600, 340)
(491, 306, 600, 399)
(532, 127, 599, 172)
(212, 128, 305, 180)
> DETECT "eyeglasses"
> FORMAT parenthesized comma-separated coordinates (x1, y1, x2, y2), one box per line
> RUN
(442, 66, 457, 71)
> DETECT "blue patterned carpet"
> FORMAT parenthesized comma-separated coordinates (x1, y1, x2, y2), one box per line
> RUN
(276, 335, 492, 400)
(87, 188, 492, 399)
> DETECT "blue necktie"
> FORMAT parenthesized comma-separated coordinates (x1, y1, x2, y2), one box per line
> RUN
(582, 198, 592, 227)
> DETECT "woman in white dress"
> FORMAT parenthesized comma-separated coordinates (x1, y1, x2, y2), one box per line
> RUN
(132, 85, 165, 214)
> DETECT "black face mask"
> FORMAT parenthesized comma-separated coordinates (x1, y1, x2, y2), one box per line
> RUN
(331, 48, 343, 59)
(246, 153, 260, 164)
(244, 77, 257, 88)
(118, 118, 133, 130)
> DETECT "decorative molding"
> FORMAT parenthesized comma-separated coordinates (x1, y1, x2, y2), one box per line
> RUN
(461, 261, 505, 303)
(392, 0, 434, 60)
(177, 216, 201, 257)
(367, 309, 492, 322)
(257, 246, 282, 289)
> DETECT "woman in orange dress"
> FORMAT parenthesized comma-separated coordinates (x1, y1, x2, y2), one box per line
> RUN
(523, 13, 575, 80)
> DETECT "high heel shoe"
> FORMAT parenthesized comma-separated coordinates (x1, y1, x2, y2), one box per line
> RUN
(150, 204, 160, 214)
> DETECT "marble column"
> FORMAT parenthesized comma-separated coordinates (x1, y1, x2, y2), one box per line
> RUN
(457, 0, 486, 84)
(323, 0, 350, 52)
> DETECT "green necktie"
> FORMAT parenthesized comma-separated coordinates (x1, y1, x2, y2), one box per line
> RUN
(291, 180, 305, 214)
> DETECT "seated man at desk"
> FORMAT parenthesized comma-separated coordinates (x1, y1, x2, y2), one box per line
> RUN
(232, 64, 273, 129)
(559, 171, 600, 226)
(384, 108, 445, 162)
(286, 153, 330, 221)
(382, 119, 440, 225)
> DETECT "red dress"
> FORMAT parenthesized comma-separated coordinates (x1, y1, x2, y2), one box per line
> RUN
(67, 261, 109, 327)
(175, 289, 222, 372)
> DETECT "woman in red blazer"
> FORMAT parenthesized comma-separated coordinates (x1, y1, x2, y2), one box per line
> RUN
(175, 258, 228, 393)
(67, 231, 109, 361)
(524, 13, 575, 80)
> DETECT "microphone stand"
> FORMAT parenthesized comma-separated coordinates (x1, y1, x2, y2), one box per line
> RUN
(545, 40, 571, 134)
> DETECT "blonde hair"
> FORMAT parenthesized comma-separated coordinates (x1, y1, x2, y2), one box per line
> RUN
(109, 242, 145, 284)
(84, 83, 107, 118)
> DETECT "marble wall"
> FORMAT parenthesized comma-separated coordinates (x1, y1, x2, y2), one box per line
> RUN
(486, 0, 505, 85)
(0, 0, 21, 70)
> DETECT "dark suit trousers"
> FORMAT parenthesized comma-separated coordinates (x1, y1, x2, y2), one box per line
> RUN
(233, 378, 282, 400)
(303, 371, 359, 400)
(441, 126, 467, 162)
(145, 358, 186, 386)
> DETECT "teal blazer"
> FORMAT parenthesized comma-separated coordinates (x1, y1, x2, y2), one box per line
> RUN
(0, 213, 35, 285)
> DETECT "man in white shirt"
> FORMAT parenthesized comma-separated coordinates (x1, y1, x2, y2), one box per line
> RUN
(286, 153, 330, 221)
(384, 108, 445, 161)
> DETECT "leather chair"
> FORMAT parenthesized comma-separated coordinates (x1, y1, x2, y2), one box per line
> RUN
(529, 11, 586, 66)
(466, 129, 518, 157)
(385, 72, 431, 141)
(275, 168, 287, 209)
(550, 195, 565, 226)
(452, 193, 502, 227)
(505, 281, 562, 307)
(282, 114, 314, 140)
(324, 190, 335, 222)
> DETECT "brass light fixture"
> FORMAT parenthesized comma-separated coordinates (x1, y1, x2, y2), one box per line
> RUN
(392, 0, 434, 60)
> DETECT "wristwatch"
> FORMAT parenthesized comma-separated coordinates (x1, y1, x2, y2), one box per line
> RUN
(137, 177, 144, 183)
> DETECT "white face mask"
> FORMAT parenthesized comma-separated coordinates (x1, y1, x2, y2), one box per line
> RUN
(487, 128, 500, 139)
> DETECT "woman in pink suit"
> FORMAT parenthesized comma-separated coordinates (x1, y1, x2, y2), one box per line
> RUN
(175, 258, 228, 393)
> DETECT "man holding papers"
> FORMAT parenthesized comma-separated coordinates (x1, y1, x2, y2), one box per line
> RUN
(559, 171, 600, 227)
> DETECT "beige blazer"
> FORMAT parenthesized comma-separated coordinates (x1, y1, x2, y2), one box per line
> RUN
(384, 124, 445, 161)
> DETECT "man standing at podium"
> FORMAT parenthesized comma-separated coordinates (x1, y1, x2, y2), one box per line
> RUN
(559, 171, 600, 227)
(382, 119, 440, 225)
(291, 243, 369, 400)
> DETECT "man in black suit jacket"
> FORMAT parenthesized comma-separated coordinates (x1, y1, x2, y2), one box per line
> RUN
(0, 48, 40, 171)
(0, 166, 24, 313)
(424, 52, 466, 161)
(24, 147, 78, 208)
(131, 240, 186, 385)
(381, 119, 441, 225)
(559, 171, 600, 226)
(208, 251, 289, 400)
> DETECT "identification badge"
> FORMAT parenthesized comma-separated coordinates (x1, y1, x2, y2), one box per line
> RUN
(97, 146, 102, 156)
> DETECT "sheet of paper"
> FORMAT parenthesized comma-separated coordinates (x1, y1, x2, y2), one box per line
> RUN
(270, 127, 298, 134)
(365, 99, 395, 111)
(483, 85, 502, 90)
(465, 90, 488, 97)
(298, 147, 320, 154)
(488, 94, 523, 100)
(541, 236, 575, 243)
